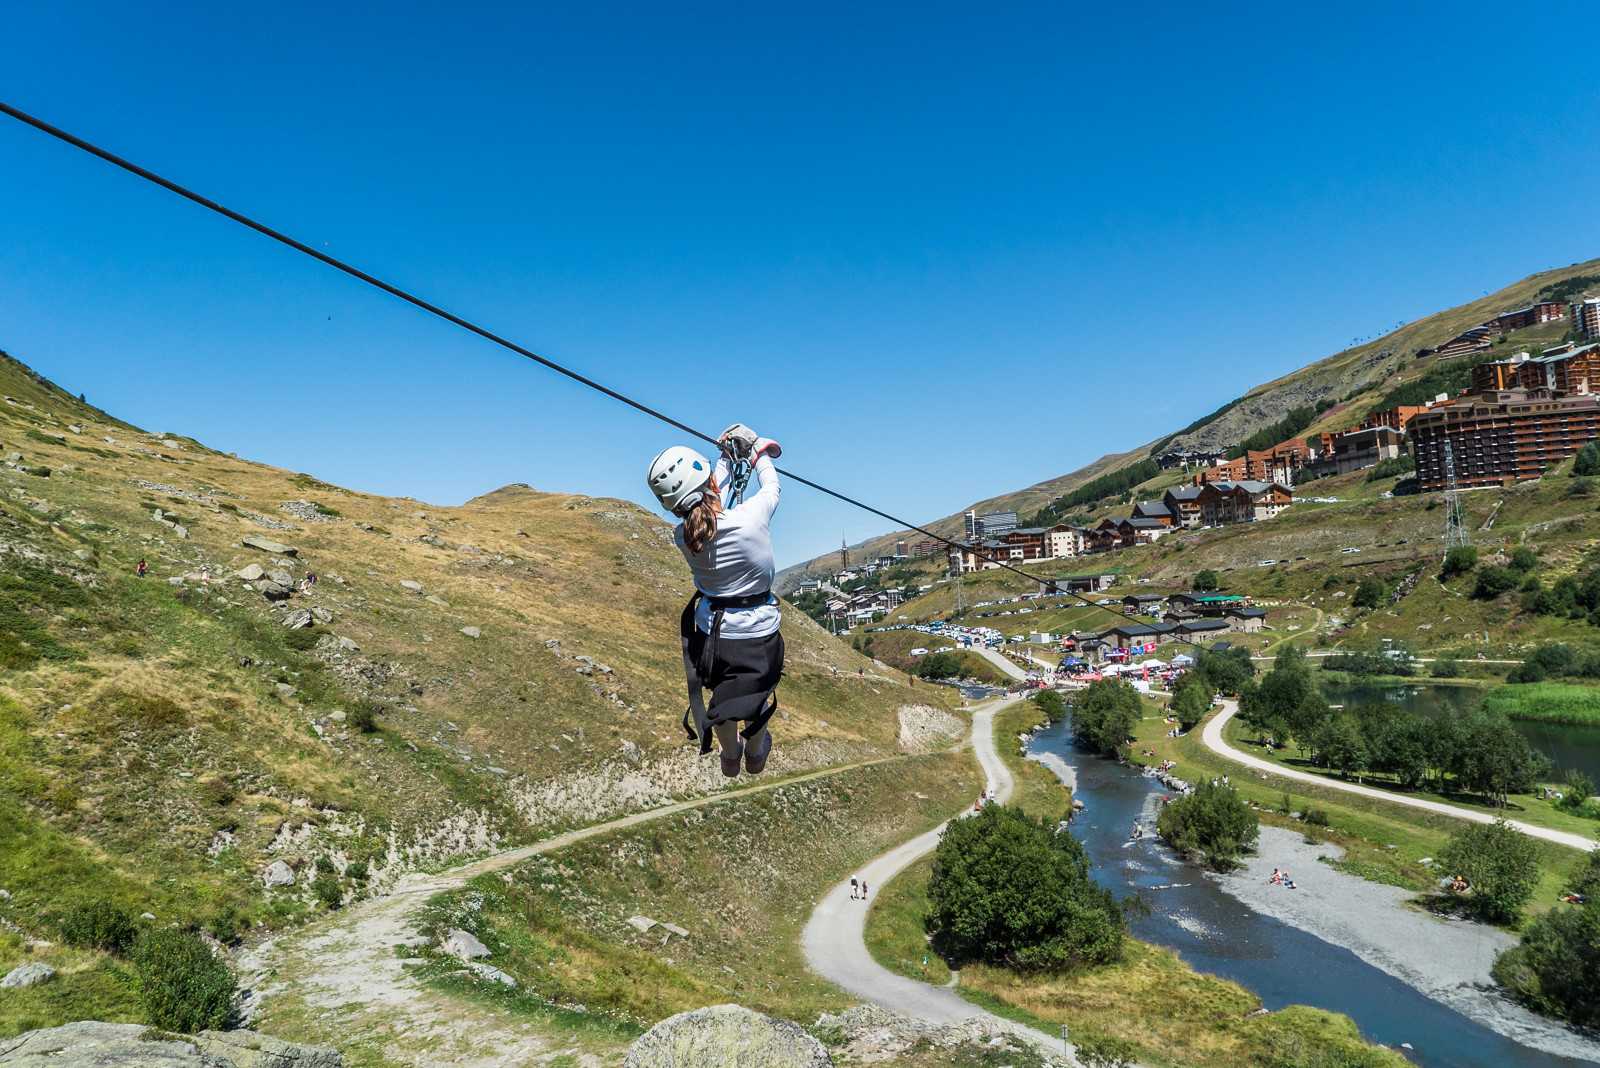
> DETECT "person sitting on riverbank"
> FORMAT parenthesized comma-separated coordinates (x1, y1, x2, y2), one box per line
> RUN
(1270, 868, 1282, 884)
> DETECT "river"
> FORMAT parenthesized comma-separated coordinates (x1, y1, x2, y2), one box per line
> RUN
(1026, 716, 1599, 1068)
(1322, 681, 1600, 785)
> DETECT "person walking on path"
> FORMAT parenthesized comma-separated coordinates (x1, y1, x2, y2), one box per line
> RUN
(649, 424, 784, 778)
(851, 877, 859, 900)
(860, 879, 868, 901)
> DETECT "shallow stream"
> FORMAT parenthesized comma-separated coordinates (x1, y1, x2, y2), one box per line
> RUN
(1026, 717, 1598, 1068)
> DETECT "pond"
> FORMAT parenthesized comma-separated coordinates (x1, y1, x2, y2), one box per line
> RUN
(1322, 681, 1600, 785)
(1027, 717, 1598, 1068)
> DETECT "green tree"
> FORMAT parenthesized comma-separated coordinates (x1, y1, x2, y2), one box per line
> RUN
(1438, 819, 1540, 924)
(1575, 441, 1600, 477)
(917, 651, 963, 679)
(1156, 782, 1259, 870)
(1195, 644, 1253, 695)
(1510, 546, 1539, 572)
(1239, 644, 1313, 738)
(1193, 569, 1220, 592)
(1442, 545, 1479, 577)
(1033, 688, 1066, 719)
(1069, 679, 1141, 758)
(1372, 716, 1433, 789)
(1169, 672, 1212, 732)
(132, 929, 237, 1032)
(1494, 899, 1600, 1026)
(1433, 657, 1461, 678)
(926, 805, 1124, 971)
(1561, 769, 1597, 812)
(1352, 578, 1386, 609)
(1313, 714, 1370, 778)
(1451, 718, 1551, 806)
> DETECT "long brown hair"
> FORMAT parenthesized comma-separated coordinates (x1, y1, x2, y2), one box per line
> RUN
(682, 474, 723, 555)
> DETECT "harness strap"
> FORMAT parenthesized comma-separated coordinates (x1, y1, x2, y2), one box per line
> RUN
(679, 588, 778, 755)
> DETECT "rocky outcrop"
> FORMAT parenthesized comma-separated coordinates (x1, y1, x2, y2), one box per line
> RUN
(624, 1005, 830, 1068)
(0, 1022, 340, 1067)
(0, 962, 54, 988)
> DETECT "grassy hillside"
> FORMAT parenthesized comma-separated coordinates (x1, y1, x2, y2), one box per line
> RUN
(0, 346, 943, 1031)
(780, 257, 1600, 589)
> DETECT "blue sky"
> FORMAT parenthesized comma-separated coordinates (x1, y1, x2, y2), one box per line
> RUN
(2, 3, 1598, 566)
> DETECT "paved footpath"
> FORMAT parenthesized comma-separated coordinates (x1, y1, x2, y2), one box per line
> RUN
(802, 702, 1077, 1063)
(1202, 699, 1597, 852)
(972, 646, 1029, 682)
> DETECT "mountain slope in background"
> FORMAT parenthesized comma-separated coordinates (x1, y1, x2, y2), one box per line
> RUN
(779, 256, 1600, 586)
(0, 347, 928, 946)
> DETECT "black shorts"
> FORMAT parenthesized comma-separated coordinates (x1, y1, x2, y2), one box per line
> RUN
(686, 627, 784, 728)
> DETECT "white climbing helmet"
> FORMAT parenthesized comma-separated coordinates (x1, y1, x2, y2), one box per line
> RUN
(647, 445, 712, 516)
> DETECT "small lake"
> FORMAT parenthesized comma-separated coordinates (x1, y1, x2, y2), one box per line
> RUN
(1322, 681, 1600, 786)
(1028, 718, 1598, 1068)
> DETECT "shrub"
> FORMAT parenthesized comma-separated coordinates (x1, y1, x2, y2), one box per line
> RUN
(1351, 578, 1386, 609)
(1510, 547, 1539, 572)
(315, 855, 336, 874)
(349, 703, 379, 733)
(1193, 569, 1220, 592)
(199, 777, 236, 806)
(310, 870, 343, 910)
(1303, 809, 1329, 826)
(1441, 546, 1479, 577)
(1562, 769, 1597, 812)
(1473, 566, 1522, 600)
(58, 899, 139, 954)
(1156, 782, 1259, 870)
(345, 860, 369, 882)
(1438, 819, 1540, 924)
(1364, 454, 1415, 482)
(1069, 680, 1141, 758)
(1032, 688, 1066, 719)
(917, 651, 963, 679)
(1495, 900, 1600, 1026)
(1433, 658, 1461, 678)
(282, 627, 322, 651)
(132, 929, 236, 1032)
(926, 805, 1123, 971)
(206, 903, 244, 945)
(1074, 1032, 1140, 1068)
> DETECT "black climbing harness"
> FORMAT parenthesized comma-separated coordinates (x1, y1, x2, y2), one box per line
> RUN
(680, 588, 781, 755)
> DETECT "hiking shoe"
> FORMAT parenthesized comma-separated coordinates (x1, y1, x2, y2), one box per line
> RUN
(744, 734, 770, 775)
(720, 745, 743, 778)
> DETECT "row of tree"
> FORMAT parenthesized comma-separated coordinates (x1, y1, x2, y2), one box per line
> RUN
(1237, 646, 1549, 804)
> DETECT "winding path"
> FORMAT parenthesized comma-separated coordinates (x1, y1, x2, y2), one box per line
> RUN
(1202, 700, 1598, 853)
(972, 646, 1029, 682)
(801, 702, 1074, 1062)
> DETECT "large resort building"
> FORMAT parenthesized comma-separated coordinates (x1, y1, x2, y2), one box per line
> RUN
(1409, 388, 1600, 491)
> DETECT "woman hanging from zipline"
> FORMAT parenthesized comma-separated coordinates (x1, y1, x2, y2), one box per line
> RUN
(648, 424, 783, 777)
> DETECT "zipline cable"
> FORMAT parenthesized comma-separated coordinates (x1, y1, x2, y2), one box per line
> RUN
(0, 98, 1136, 625)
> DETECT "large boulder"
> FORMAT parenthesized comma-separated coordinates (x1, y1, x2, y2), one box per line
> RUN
(0, 1021, 340, 1067)
(242, 536, 298, 556)
(0, 962, 54, 989)
(262, 860, 295, 887)
(624, 1005, 831, 1068)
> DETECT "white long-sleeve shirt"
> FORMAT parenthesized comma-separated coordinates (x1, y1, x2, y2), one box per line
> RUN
(674, 453, 781, 639)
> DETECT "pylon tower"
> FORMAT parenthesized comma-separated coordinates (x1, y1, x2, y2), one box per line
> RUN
(1443, 436, 1468, 549)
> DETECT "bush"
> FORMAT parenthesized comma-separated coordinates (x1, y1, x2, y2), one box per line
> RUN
(1473, 566, 1523, 600)
(917, 651, 964, 680)
(1433, 658, 1461, 678)
(1441, 546, 1479, 577)
(1156, 782, 1259, 870)
(1437, 819, 1540, 924)
(1351, 578, 1386, 609)
(926, 805, 1123, 971)
(1495, 900, 1600, 1026)
(349, 703, 379, 733)
(282, 627, 322, 651)
(1510, 547, 1539, 572)
(345, 860, 369, 882)
(132, 929, 236, 1032)
(310, 870, 343, 910)
(1193, 569, 1220, 592)
(315, 855, 336, 874)
(1069, 680, 1141, 758)
(1303, 809, 1329, 826)
(1561, 769, 1597, 812)
(1364, 454, 1415, 482)
(58, 899, 140, 954)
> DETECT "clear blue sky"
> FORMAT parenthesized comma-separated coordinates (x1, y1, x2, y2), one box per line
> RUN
(3, 3, 1598, 566)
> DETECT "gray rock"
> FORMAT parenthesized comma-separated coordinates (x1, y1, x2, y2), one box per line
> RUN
(259, 581, 292, 601)
(275, 683, 298, 698)
(419, 534, 446, 547)
(168, 576, 184, 586)
(425, 595, 450, 607)
(661, 923, 690, 938)
(0, 889, 9, 900)
(0, 962, 55, 989)
(328, 711, 347, 724)
(0, 1021, 342, 1067)
(74, 549, 90, 560)
(242, 536, 298, 556)
(466, 962, 516, 986)
(460, 626, 481, 639)
(627, 916, 658, 933)
(399, 580, 423, 591)
(456, 543, 480, 554)
(267, 568, 296, 588)
(337, 636, 360, 652)
(3, 452, 18, 462)
(624, 1005, 831, 1068)
(619, 739, 641, 764)
(283, 609, 314, 629)
(262, 860, 296, 887)
(441, 928, 491, 960)
(172, 525, 189, 540)
(486, 766, 508, 775)
(545, 639, 562, 655)
(236, 563, 266, 581)
(310, 606, 334, 624)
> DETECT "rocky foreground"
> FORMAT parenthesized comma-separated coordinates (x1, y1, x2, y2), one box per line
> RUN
(0, 1022, 340, 1067)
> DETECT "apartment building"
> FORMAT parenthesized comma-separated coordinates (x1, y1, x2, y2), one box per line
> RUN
(1572, 297, 1600, 339)
(1304, 425, 1405, 478)
(1162, 484, 1205, 528)
(1472, 344, 1600, 395)
(1196, 480, 1293, 525)
(1408, 387, 1600, 491)
(1358, 406, 1433, 433)
(1196, 439, 1311, 485)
